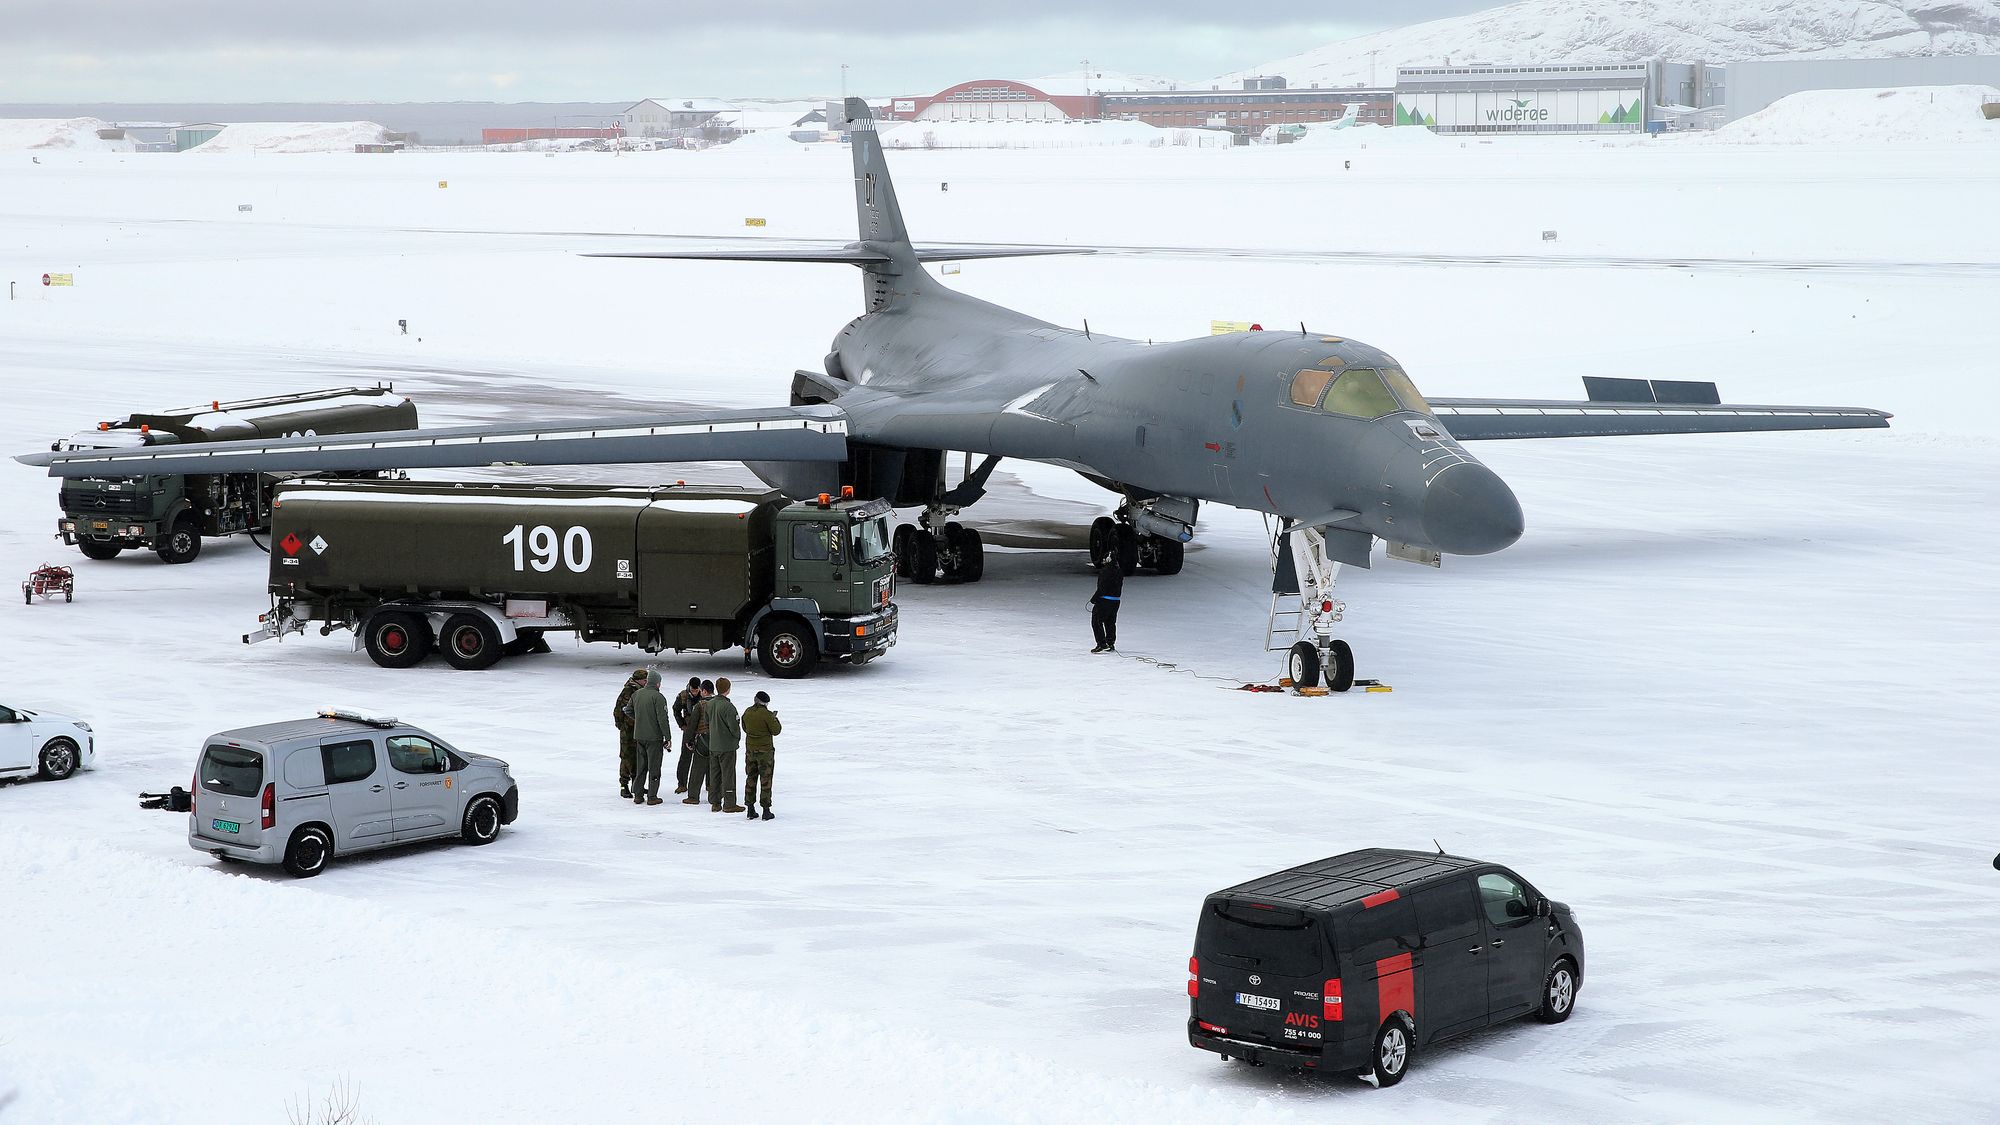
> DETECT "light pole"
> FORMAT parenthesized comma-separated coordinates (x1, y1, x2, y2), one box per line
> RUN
(841, 63, 849, 102)
(1369, 49, 1380, 87)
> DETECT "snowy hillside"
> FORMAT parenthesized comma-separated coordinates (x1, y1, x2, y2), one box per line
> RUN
(1223, 0, 2000, 88)
(1030, 70, 1183, 95)
(0, 117, 129, 152)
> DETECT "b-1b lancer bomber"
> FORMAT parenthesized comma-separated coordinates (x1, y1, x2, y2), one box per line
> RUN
(19, 99, 1890, 688)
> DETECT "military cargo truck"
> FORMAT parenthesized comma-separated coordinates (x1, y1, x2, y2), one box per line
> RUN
(52, 386, 419, 564)
(247, 480, 898, 678)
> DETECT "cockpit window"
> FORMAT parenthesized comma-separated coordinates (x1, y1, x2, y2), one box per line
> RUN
(1381, 367, 1433, 415)
(1319, 369, 1402, 419)
(1289, 368, 1337, 407)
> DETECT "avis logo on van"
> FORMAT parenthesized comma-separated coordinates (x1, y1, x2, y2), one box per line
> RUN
(1284, 1012, 1320, 1029)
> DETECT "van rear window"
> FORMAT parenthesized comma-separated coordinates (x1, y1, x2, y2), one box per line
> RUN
(1195, 901, 1328, 977)
(199, 745, 263, 797)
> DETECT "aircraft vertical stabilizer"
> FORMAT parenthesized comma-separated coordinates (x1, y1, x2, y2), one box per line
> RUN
(844, 97, 928, 311)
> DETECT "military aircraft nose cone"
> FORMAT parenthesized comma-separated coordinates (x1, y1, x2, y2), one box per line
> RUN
(1420, 462, 1523, 555)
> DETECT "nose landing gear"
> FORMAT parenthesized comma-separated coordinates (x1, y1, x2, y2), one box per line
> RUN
(1269, 522, 1358, 692)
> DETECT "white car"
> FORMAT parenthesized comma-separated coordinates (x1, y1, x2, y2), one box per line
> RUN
(0, 702, 94, 782)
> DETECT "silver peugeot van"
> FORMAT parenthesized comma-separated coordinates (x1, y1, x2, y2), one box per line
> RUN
(189, 710, 519, 877)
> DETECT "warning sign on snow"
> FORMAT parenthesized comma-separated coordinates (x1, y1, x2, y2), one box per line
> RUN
(42, 273, 74, 287)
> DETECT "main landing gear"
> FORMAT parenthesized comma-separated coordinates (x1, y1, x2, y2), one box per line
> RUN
(1089, 498, 1194, 576)
(1267, 522, 1358, 692)
(894, 505, 985, 585)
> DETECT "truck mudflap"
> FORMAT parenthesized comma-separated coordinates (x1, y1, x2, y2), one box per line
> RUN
(821, 603, 897, 658)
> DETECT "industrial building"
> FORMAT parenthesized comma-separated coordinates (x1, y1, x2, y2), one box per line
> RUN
(1101, 84, 1393, 130)
(883, 80, 1100, 122)
(1394, 64, 1655, 134)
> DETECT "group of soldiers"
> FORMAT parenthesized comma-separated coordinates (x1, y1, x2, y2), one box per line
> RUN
(615, 669, 783, 820)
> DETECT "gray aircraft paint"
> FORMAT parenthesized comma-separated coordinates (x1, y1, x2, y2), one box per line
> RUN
(18, 97, 1890, 567)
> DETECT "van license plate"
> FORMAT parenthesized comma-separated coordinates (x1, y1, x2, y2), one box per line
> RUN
(1235, 993, 1281, 1011)
(212, 819, 240, 834)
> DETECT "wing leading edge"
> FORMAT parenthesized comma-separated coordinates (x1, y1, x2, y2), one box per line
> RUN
(1430, 378, 1890, 440)
(19, 405, 848, 478)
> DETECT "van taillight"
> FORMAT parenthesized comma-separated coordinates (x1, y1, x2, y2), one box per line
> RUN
(1187, 957, 1199, 998)
(1324, 978, 1343, 1022)
(190, 771, 198, 814)
(260, 782, 275, 830)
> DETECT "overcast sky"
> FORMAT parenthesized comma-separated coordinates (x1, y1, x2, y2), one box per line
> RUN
(0, 2, 1498, 103)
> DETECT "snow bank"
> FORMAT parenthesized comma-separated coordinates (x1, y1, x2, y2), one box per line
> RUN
(189, 120, 390, 154)
(1692, 84, 2000, 145)
(879, 119, 1232, 150)
(1291, 122, 1449, 150)
(0, 117, 127, 152)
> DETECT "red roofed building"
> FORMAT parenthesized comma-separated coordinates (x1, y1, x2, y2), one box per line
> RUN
(883, 80, 1101, 123)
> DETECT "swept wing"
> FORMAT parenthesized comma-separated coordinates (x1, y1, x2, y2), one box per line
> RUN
(1430, 378, 1890, 440)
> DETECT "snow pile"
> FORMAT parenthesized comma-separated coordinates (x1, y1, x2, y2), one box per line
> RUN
(188, 120, 390, 153)
(0, 117, 127, 151)
(878, 119, 1232, 149)
(1291, 122, 1450, 149)
(1221, 0, 2000, 89)
(1678, 84, 2000, 145)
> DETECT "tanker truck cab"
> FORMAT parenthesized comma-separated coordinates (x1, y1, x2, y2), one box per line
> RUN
(1188, 849, 1584, 1088)
(755, 494, 898, 677)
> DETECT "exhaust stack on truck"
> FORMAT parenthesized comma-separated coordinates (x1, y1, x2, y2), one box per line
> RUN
(247, 479, 898, 678)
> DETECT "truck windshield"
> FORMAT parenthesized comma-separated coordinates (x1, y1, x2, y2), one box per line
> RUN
(1195, 901, 1329, 977)
(853, 516, 892, 563)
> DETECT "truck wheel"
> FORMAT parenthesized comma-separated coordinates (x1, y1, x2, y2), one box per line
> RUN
(155, 518, 202, 564)
(77, 539, 123, 561)
(282, 826, 332, 878)
(758, 616, 821, 679)
(440, 613, 504, 671)
(1153, 537, 1185, 576)
(909, 531, 938, 585)
(364, 611, 432, 669)
(1287, 641, 1322, 689)
(893, 525, 915, 579)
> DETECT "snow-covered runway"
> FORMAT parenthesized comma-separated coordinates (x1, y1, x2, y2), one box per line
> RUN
(1, 138, 1995, 1123)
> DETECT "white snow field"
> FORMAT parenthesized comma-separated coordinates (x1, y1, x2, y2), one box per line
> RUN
(1, 132, 1997, 1124)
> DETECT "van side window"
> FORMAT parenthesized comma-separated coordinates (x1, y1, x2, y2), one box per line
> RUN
(1411, 879, 1482, 947)
(322, 739, 377, 785)
(1340, 899, 1418, 965)
(792, 523, 830, 561)
(1477, 872, 1533, 927)
(387, 735, 444, 775)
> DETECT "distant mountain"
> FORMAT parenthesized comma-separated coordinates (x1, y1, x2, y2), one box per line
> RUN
(1220, 0, 2000, 89)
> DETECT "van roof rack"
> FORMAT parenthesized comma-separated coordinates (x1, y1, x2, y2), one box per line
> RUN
(318, 708, 399, 729)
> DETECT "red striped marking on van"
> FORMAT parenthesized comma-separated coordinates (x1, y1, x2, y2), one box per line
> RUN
(1360, 888, 1400, 909)
(1377, 951, 1415, 1022)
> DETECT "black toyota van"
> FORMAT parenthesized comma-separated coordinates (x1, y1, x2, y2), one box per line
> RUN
(1187, 849, 1584, 1087)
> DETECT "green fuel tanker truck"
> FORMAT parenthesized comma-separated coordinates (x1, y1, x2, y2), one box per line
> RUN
(51, 386, 419, 563)
(247, 480, 899, 678)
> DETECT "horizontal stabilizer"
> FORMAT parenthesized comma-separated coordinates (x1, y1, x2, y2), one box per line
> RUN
(586, 241, 1091, 265)
(1429, 397, 1891, 441)
(19, 405, 848, 478)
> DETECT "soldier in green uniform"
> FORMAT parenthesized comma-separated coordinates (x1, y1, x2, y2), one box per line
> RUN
(613, 668, 646, 798)
(742, 690, 782, 820)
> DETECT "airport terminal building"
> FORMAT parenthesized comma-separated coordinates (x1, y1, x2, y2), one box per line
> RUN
(1394, 63, 1659, 134)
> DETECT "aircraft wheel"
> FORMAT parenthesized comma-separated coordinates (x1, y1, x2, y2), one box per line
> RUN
(1327, 639, 1356, 693)
(1287, 641, 1322, 689)
(957, 526, 984, 583)
(1089, 517, 1117, 568)
(909, 531, 938, 585)
(893, 524, 915, 579)
(1152, 537, 1185, 576)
